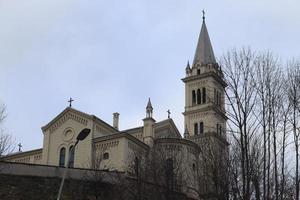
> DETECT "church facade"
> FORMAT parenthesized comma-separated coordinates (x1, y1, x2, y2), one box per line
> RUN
(3, 16, 228, 199)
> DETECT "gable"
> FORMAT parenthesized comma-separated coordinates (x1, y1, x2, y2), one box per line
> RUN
(42, 107, 90, 133)
(154, 119, 182, 139)
(41, 107, 116, 134)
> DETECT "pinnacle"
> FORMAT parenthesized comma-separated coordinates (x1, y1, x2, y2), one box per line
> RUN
(146, 98, 153, 110)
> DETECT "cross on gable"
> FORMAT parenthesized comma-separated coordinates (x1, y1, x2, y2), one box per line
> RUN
(167, 109, 171, 119)
(68, 98, 74, 107)
(18, 143, 22, 152)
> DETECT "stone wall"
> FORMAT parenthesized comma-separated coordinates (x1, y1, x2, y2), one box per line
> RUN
(0, 162, 193, 200)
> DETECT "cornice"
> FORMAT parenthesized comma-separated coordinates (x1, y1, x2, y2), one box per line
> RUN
(93, 132, 149, 150)
(181, 71, 227, 87)
(183, 105, 228, 120)
(1, 148, 43, 160)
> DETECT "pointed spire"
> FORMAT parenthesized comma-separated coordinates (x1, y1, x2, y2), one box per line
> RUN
(185, 61, 191, 70)
(146, 98, 153, 118)
(192, 11, 216, 66)
(184, 124, 189, 138)
(146, 98, 153, 110)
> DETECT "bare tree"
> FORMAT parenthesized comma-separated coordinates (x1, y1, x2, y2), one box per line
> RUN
(125, 141, 194, 200)
(0, 104, 14, 157)
(197, 136, 229, 200)
(82, 145, 129, 200)
(279, 95, 292, 200)
(0, 104, 6, 123)
(221, 48, 260, 200)
(287, 60, 300, 200)
(256, 53, 282, 199)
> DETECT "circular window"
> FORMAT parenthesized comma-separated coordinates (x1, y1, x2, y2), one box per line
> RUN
(62, 129, 74, 142)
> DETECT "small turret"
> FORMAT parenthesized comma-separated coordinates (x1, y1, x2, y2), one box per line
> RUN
(184, 124, 189, 138)
(143, 98, 155, 147)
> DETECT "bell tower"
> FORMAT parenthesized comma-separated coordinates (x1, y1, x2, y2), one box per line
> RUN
(182, 14, 227, 145)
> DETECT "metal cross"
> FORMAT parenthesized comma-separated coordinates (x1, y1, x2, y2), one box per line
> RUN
(202, 9, 205, 21)
(167, 109, 171, 119)
(68, 98, 74, 107)
(18, 143, 22, 152)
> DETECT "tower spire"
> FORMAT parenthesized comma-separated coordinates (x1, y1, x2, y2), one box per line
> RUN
(192, 11, 216, 66)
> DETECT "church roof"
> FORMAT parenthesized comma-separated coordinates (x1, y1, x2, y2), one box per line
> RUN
(122, 118, 182, 139)
(1, 148, 42, 160)
(93, 131, 149, 150)
(192, 18, 216, 66)
(41, 107, 117, 132)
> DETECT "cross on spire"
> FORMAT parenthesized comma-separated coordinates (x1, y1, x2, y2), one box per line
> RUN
(167, 109, 171, 119)
(192, 10, 216, 66)
(68, 98, 74, 107)
(18, 143, 22, 152)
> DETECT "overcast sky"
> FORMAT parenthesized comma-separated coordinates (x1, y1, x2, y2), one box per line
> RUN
(0, 0, 300, 151)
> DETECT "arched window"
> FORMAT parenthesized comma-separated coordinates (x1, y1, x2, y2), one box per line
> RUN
(192, 90, 196, 105)
(202, 87, 206, 103)
(134, 157, 139, 176)
(69, 145, 75, 168)
(166, 158, 174, 190)
(199, 122, 204, 134)
(103, 152, 109, 160)
(59, 147, 66, 167)
(197, 89, 201, 105)
(194, 123, 198, 135)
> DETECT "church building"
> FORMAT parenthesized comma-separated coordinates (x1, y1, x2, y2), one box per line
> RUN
(3, 15, 228, 199)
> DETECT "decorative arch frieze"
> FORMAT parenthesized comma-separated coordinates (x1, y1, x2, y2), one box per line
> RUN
(49, 112, 88, 133)
(94, 140, 119, 151)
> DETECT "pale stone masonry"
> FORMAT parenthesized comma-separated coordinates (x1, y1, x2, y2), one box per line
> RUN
(2, 16, 228, 199)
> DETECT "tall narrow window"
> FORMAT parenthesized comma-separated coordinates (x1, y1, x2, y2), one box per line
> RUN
(214, 88, 217, 104)
(69, 145, 75, 168)
(219, 125, 222, 135)
(134, 157, 139, 176)
(192, 90, 196, 105)
(166, 158, 174, 190)
(199, 122, 204, 134)
(197, 69, 201, 75)
(59, 147, 66, 167)
(194, 123, 198, 135)
(202, 88, 206, 103)
(216, 124, 219, 134)
(197, 89, 201, 105)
